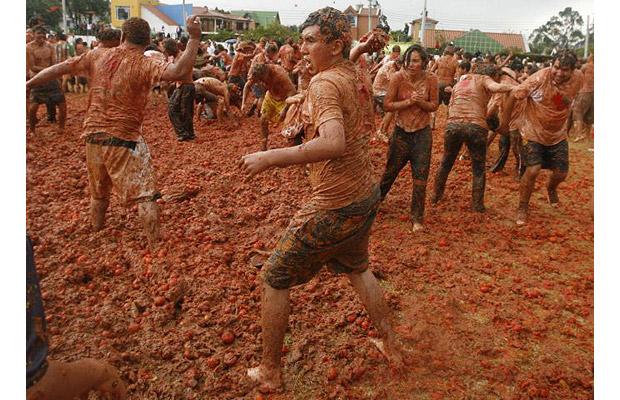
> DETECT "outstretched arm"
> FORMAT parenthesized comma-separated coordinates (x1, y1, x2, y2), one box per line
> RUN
(26, 62, 73, 89)
(238, 119, 346, 177)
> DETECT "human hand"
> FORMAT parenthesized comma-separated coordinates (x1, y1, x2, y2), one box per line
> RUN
(186, 15, 202, 40)
(238, 151, 272, 178)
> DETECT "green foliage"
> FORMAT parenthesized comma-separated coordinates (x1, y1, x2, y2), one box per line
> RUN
(26, 0, 110, 31)
(204, 30, 237, 42)
(241, 23, 299, 45)
(27, 0, 63, 29)
(529, 7, 585, 55)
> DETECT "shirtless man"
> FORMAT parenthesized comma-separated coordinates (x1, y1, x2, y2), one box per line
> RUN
(499, 50, 582, 225)
(74, 38, 89, 93)
(194, 76, 230, 120)
(278, 37, 296, 78)
(242, 62, 296, 150)
(431, 46, 459, 106)
(26, 16, 201, 247)
(27, 26, 66, 135)
(227, 43, 255, 108)
(239, 7, 403, 392)
(431, 64, 513, 212)
(164, 38, 196, 141)
(572, 54, 594, 142)
(247, 44, 279, 116)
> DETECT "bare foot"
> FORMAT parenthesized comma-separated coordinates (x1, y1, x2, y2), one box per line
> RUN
(516, 208, 527, 226)
(369, 337, 406, 372)
(411, 222, 424, 232)
(247, 365, 282, 393)
(547, 189, 559, 207)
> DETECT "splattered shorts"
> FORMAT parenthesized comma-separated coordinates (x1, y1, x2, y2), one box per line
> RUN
(29, 80, 65, 105)
(263, 186, 381, 290)
(260, 91, 287, 124)
(523, 139, 569, 173)
(85, 133, 159, 205)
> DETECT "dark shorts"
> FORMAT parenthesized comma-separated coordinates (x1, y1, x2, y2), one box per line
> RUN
(252, 83, 266, 99)
(27, 236, 49, 388)
(29, 80, 65, 105)
(438, 81, 453, 105)
(195, 90, 218, 104)
(263, 186, 381, 290)
(523, 139, 569, 172)
(78, 76, 88, 85)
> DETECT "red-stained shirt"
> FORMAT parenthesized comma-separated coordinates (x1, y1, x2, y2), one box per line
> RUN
(65, 44, 170, 141)
(388, 70, 438, 132)
(301, 60, 374, 210)
(447, 74, 496, 129)
(513, 67, 583, 145)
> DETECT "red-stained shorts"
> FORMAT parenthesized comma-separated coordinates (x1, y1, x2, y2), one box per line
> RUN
(85, 133, 159, 205)
(262, 187, 380, 290)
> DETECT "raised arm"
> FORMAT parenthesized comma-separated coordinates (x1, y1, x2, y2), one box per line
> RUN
(161, 16, 201, 81)
(484, 77, 514, 93)
(26, 61, 73, 89)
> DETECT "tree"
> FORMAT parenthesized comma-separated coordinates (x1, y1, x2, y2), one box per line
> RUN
(241, 23, 299, 45)
(26, 0, 63, 29)
(26, 0, 110, 31)
(529, 7, 585, 55)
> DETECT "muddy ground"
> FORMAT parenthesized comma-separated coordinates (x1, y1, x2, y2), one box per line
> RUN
(26, 93, 593, 400)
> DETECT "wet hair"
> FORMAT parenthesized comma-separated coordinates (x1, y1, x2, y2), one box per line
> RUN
(402, 44, 429, 69)
(163, 38, 178, 55)
(392, 45, 401, 53)
(97, 28, 121, 42)
(57, 33, 67, 41)
(553, 49, 577, 69)
(144, 43, 158, 51)
(444, 46, 455, 55)
(192, 69, 202, 80)
(526, 63, 539, 75)
(75, 38, 83, 44)
(122, 18, 151, 47)
(300, 7, 352, 58)
(476, 63, 499, 78)
(266, 43, 278, 54)
(510, 59, 523, 72)
(180, 36, 188, 45)
(34, 26, 47, 35)
(252, 62, 269, 78)
(463, 52, 473, 61)
(459, 61, 471, 73)
(286, 37, 294, 45)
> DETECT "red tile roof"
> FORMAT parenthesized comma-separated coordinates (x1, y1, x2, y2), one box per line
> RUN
(143, 4, 177, 26)
(421, 29, 526, 52)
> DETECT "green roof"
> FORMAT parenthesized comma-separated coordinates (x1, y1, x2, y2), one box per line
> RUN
(230, 10, 280, 26)
(453, 29, 505, 54)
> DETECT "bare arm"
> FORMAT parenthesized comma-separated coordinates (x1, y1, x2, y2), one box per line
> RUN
(241, 78, 255, 111)
(26, 62, 73, 89)
(484, 79, 513, 93)
(498, 91, 516, 134)
(383, 75, 411, 112)
(238, 119, 346, 177)
(161, 16, 201, 81)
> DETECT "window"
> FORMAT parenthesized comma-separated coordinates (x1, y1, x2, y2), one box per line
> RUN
(347, 14, 357, 27)
(116, 6, 130, 21)
(236, 22, 245, 31)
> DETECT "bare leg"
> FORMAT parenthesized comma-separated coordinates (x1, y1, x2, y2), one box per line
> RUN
(27, 359, 127, 400)
(29, 103, 40, 135)
(90, 198, 109, 231)
(517, 165, 541, 225)
(248, 283, 288, 392)
(260, 117, 269, 151)
(547, 169, 567, 206)
(58, 102, 67, 132)
(138, 201, 160, 249)
(348, 270, 403, 367)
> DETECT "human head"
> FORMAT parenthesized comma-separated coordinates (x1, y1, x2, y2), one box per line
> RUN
(476, 63, 500, 81)
(444, 45, 455, 56)
(265, 43, 278, 60)
(162, 38, 178, 57)
(463, 52, 473, 62)
(251, 62, 269, 80)
(459, 61, 471, 74)
(402, 44, 429, 73)
(392, 45, 401, 55)
(551, 49, 577, 84)
(97, 28, 121, 48)
(180, 36, 189, 45)
(57, 33, 67, 42)
(121, 18, 151, 47)
(286, 37, 294, 46)
(259, 37, 267, 46)
(33, 26, 47, 45)
(299, 8, 352, 75)
(300, 7, 352, 60)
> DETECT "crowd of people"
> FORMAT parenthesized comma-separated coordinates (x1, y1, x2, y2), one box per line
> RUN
(25, 7, 593, 397)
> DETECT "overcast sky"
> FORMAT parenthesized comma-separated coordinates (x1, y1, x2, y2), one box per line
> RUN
(187, 0, 593, 37)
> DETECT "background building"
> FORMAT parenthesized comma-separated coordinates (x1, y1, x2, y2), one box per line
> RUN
(343, 4, 380, 41)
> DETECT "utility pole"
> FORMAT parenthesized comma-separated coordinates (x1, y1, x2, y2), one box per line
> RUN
(182, 0, 187, 30)
(420, 0, 427, 46)
(368, 0, 372, 34)
(61, 0, 67, 33)
(584, 15, 590, 58)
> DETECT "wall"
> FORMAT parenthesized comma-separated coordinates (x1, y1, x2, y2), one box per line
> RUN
(141, 6, 178, 36)
(110, 0, 160, 28)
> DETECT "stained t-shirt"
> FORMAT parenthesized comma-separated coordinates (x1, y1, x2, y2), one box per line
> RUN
(302, 61, 374, 210)
(390, 70, 438, 132)
(513, 67, 582, 145)
(447, 74, 495, 129)
(372, 61, 398, 95)
(65, 44, 170, 141)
